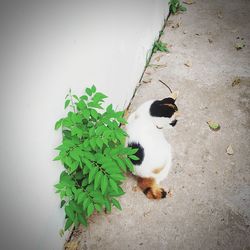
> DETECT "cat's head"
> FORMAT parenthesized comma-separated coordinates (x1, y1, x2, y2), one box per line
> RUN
(149, 91, 179, 129)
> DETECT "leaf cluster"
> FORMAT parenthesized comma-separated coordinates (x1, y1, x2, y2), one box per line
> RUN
(168, 0, 187, 14)
(54, 86, 138, 231)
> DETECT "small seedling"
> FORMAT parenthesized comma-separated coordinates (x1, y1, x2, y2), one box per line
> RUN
(169, 0, 187, 14)
(152, 41, 169, 53)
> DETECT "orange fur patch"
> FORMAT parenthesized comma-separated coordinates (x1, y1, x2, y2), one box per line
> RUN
(164, 103, 178, 111)
(152, 166, 164, 174)
(137, 177, 155, 190)
(137, 177, 166, 199)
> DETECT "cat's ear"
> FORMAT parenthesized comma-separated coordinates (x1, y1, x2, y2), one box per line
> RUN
(169, 91, 179, 100)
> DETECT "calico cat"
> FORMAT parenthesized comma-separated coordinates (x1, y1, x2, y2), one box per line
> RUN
(126, 91, 179, 199)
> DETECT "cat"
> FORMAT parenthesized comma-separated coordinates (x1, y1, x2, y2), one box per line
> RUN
(126, 91, 179, 199)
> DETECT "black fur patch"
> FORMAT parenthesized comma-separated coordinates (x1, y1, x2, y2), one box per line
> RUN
(161, 97, 176, 105)
(161, 189, 167, 198)
(150, 98, 178, 118)
(170, 119, 177, 127)
(143, 187, 151, 195)
(128, 142, 144, 165)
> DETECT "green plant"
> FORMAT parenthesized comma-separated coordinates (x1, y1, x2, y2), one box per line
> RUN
(54, 86, 138, 231)
(152, 41, 169, 53)
(169, 0, 186, 14)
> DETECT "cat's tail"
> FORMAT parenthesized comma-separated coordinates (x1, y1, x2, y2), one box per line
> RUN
(137, 177, 167, 199)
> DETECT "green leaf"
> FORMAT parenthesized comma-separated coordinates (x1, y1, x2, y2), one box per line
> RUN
(65, 205, 75, 221)
(59, 190, 66, 199)
(109, 178, 118, 192)
(104, 199, 111, 212)
(172, 5, 176, 13)
(66, 188, 72, 196)
(75, 171, 83, 180)
(103, 138, 109, 146)
(60, 200, 66, 208)
(53, 155, 61, 161)
(72, 95, 79, 101)
(129, 155, 139, 161)
(73, 187, 80, 197)
(90, 190, 104, 204)
(55, 118, 63, 130)
(54, 183, 64, 189)
(88, 167, 98, 184)
(127, 147, 139, 155)
(60, 173, 74, 186)
(82, 109, 90, 119)
(89, 127, 95, 137)
(109, 186, 125, 197)
(88, 101, 102, 109)
(64, 99, 70, 109)
(77, 100, 86, 110)
(62, 117, 73, 128)
(91, 85, 96, 93)
(71, 127, 83, 137)
(65, 218, 73, 231)
(207, 120, 220, 131)
(83, 197, 91, 210)
(179, 5, 187, 11)
(94, 203, 102, 212)
(69, 149, 80, 162)
(77, 192, 87, 204)
(96, 125, 106, 136)
(90, 109, 98, 120)
(115, 158, 126, 171)
(93, 196, 104, 205)
(70, 201, 82, 214)
(80, 95, 88, 101)
(69, 161, 78, 173)
(93, 92, 108, 102)
(110, 173, 125, 181)
(82, 166, 90, 175)
(116, 117, 127, 124)
(78, 214, 88, 227)
(81, 178, 88, 187)
(96, 138, 103, 149)
(86, 88, 92, 96)
(94, 171, 103, 190)
(106, 104, 113, 113)
(82, 158, 93, 169)
(89, 139, 96, 150)
(87, 203, 94, 217)
(101, 174, 108, 194)
(125, 158, 134, 172)
(111, 198, 122, 210)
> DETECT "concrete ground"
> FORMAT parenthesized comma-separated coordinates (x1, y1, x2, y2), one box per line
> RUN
(71, 0, 250, 249)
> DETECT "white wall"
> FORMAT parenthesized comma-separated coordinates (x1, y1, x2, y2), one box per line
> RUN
(0, 1, 168, 249)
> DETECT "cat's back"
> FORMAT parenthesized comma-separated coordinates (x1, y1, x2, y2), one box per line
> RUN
(126, 103, 171, 166)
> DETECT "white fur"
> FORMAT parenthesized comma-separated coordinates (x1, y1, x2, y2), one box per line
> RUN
(126, 100, 175, 184)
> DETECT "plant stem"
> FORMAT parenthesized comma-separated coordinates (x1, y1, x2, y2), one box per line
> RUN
(69, 89, 76, 113)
